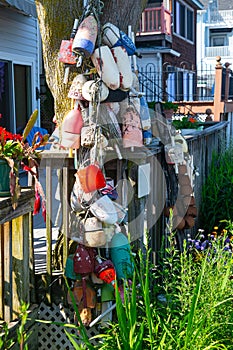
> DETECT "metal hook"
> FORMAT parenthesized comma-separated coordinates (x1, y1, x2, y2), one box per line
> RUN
(76, 55, 83, 67)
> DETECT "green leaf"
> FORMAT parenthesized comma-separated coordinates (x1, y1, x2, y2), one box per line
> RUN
(22, 109, 38, 141)
(115, 280, 129, 348)
(64, 330, 86, 349)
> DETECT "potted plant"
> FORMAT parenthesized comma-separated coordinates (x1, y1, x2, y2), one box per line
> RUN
(0, 110, 49, 211)
(162, 101, 179, 112)
(172, 116, 202, 134)
(159, 101, 178, 119)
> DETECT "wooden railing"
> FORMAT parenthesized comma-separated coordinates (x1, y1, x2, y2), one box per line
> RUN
(0, 188, 35, 322)
(137, 6, 172, 35)
(185, 122, 229, 214)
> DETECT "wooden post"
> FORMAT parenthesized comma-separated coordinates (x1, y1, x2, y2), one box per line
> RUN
(161, 5, 165, 33)
(62, 163, 69, 270)
(214, 56, 224, 121)
(224, 62, 231, 102)
(45, 159, 52, 303)
(3, 221, 11, 322)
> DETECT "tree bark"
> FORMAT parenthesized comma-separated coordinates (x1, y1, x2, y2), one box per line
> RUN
(35, 0, 147, 122)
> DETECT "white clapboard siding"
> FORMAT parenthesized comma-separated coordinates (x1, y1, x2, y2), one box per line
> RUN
(0, 6, 40, 114)
(0, 7, 38, 58)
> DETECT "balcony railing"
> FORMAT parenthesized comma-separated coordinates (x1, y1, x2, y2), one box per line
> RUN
(205, 46, 230, 58)
(137, 6, 172, 36)
(209, 9, 233, 24)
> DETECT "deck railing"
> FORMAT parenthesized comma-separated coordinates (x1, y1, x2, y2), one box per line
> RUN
(137, 6, 172, 35)
(208, 9, 233, 24)
(205, 46, 231, 58)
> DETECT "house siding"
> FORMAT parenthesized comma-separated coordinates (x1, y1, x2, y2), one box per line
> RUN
(136, 2, 199, 102)
(0, 7, 40, 120)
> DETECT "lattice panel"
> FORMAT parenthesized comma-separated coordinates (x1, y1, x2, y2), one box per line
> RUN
(38, 302, 100, 349)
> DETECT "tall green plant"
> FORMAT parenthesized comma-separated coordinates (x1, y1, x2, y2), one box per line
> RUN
(200, 142, 233, 232)
(0, 323, 14, 349)
(20, 225, 232, 349)
(0, 302, 31, 350)
(155, 227, 233, 350)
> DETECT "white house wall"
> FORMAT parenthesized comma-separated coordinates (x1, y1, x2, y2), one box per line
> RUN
(136, 51, 163, 101)
(197, 8, 233, 69)
(0, 7, 40, 123)
(196, 11, 206, 68)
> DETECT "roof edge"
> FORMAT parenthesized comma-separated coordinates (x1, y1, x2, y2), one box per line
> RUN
(0, 0, 37, 18)
(189, 0, 204, 10)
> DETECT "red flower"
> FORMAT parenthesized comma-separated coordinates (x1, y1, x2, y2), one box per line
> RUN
(0, 126, 22, 141)
(189, 117, 197, 123)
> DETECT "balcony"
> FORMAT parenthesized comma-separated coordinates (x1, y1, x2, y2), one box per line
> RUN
(208, 9, 233, 25)
(205, 46, 231, 58)
(137, 6, 172, 37)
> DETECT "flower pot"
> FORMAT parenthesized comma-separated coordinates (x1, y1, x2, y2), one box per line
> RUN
(181, 129, 199, 136)
(0, 159, 11, 197)
(163, 109, 174, 120)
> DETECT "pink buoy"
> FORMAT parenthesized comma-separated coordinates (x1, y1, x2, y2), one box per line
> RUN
(68, 74, 87, 100)
(91, 46, 120, 90)
(52, 128, 81, 149)
(63, 106, 84, 134)
(111, 46, 133, 90)
(72, 15, 98, 61)
(52, 106, 84, 149)
(122, 103, 143, 148)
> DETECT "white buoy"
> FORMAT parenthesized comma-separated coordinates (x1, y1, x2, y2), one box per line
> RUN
(91, 46, 120, 90)
(111, 46, 133, 90)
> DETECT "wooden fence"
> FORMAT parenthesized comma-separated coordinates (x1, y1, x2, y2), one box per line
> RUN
(38, 120, 229, 300)
(0, 189, 36, 322)
(186, 121, 228, 224)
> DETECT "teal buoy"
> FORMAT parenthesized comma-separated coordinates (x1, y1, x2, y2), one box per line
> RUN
(110, 232, 134, 280)
(64, 255, 80, 280)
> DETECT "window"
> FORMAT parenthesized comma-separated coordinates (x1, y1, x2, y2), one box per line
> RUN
(0, 60, 32, 133)
(14, 64, 32, 133)
(174, 0, 194, 42)
(0, 61, 11, 130)
(211, 36, 226, 47)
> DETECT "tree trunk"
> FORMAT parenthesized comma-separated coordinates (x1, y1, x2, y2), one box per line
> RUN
(35, 0, 147, 123)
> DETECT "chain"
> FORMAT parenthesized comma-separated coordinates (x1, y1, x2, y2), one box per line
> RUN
(75, 0, 103, 29)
